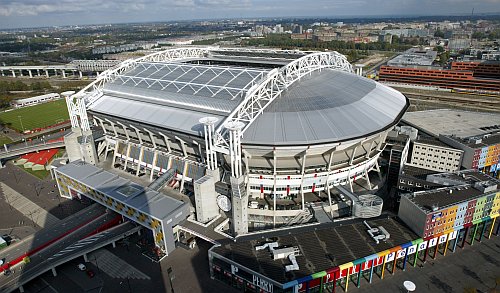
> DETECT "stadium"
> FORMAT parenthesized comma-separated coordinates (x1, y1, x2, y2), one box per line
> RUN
(55, 47, 409, 252)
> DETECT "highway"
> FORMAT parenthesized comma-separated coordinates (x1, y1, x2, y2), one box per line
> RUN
(0, 210, 120, 292)
(0, 222, 139, 293)
(0, 204, 105, 266)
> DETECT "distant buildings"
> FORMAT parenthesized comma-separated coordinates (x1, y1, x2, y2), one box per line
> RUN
(386, 47, 437, 67)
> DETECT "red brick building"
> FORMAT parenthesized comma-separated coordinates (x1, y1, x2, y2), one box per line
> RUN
(379, 61, 500, 92)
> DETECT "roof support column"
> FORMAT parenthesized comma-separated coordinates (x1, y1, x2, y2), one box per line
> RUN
(129, 124, 143, 145)
(299, 147, 309, 211)
(366, 140, 375, 159)
(175, 136, 188, 158)
(111, 140, 119, 167)
(94, 117, 107, 135)
(349, 145, 358, 166)
(116, 121, 130, 141)
(136, 146, 144, 176)
(225, 121, 244, 178)
(158, 132, 172, 153)
(199, 117, 218, 170)
(149, 150, 158, 182)
(364, 161, 372, 190)
(325, 148, 336, 219)
(104, 118, 118, 137)
(143, 128, 157, 148)
(123, 143, 131, 171)
(180, 161, 188, 192)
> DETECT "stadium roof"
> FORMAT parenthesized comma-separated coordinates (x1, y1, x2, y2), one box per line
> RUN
(86, 47, 409, 146)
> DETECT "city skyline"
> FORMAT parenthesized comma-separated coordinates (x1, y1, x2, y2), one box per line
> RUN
(1, 0, 499, 29)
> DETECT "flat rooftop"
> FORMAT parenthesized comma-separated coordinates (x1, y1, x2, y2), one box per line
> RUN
(443, 132, 500, 148)
(387, 48, 437, 67)
(404, 170, 499, 213)
(407, 185, 484, 213)
(415, 137, 456, 149)
(211, 217, 418, 284)
(56, 161, 187, 222)
(402, 109, 500, 138)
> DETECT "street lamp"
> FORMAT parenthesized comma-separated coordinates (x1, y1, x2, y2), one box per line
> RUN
(17, 116, 25, 133)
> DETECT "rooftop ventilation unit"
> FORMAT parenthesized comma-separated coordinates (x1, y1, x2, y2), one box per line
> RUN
(364, 221, 391, 244)
(255, 241, 301, 272)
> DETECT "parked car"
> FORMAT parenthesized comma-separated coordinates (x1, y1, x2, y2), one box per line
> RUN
(77, 263, 86, 271)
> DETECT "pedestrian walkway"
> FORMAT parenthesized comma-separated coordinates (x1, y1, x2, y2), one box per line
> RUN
(0, 182, 60, 228)
(88, 249, 150, 280)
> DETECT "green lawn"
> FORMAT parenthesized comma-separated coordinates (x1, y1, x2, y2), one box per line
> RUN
(0, 134, 12, 146)
(0, 99, 69, 132)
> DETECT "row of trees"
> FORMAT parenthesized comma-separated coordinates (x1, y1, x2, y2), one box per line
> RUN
(0, 80, 53, 109)
(242, 34, 413, 58)
(0, 80, 52, 93)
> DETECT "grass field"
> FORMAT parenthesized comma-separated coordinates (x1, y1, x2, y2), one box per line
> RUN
(0, 134, 12, 145)
(0, 99, 69, 132)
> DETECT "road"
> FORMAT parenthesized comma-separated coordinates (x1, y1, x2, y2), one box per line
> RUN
(0, 204, 105, 265)
(0, 211, 118, 293)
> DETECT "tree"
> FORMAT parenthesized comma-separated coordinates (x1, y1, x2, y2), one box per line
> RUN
(435, 46, 445, 53)
(434, 29, 445, 38)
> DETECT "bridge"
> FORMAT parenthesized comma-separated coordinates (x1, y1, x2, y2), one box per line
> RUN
(0, 60, 120, 79)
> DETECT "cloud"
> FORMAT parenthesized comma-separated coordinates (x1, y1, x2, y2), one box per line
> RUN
(0, 0, 252, 17)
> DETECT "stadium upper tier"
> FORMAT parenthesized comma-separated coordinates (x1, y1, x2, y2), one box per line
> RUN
(83, 47, 408, 147)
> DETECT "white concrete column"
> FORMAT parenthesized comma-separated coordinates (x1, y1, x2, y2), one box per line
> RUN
(123, 143, 131, 170)
(62, 70, 66, 78)
(136, 146, 144, 176)
(149, 150, 158, 182)
(28, 70, 33, 78)
(111, 140, 120, 167)
(11, 70, 15, 77)
(19, 285, 25, 293)
(37, 69, 41, 76)
(83, 253, 88, 262)
(45, 69, 49, 78)
(19, 70, 23, 77)
(112, 241, 116, 248)
(299, 148, 309, 211)
(79, 71, 83, 78)
(1, 70, 4, 76)
(51, 267, 57, 277)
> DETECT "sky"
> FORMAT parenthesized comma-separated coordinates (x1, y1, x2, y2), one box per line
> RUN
(0, 0, 499, 29)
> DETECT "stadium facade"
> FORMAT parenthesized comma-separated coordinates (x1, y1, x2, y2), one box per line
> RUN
(56, 47, 409, 253)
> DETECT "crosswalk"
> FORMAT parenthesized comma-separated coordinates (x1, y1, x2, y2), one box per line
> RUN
(0, 182, 60, 228)
(46, 231, 112, 262)
(88, 249, 150, 280)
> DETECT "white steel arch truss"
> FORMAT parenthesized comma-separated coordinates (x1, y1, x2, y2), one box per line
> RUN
(213, 51, 353, 149)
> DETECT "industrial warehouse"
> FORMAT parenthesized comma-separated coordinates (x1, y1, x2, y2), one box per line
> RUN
(48, 46, 500, 292)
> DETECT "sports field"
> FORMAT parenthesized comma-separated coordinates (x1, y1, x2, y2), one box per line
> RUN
(0, 99, 69, 132)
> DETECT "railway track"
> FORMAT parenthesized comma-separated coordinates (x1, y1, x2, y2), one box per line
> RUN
(402, 91, 500, 113)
